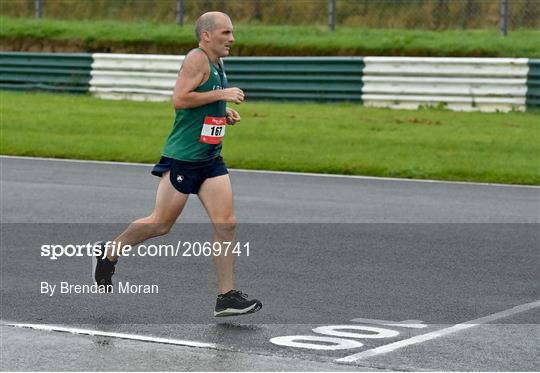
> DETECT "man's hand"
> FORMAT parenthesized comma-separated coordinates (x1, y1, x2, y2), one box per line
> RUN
(222, 88, 245, 104)
(226, 107, 241, 125)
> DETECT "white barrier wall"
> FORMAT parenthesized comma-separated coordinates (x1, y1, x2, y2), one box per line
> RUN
(89, 54, 531, 112)
(90, 53, 183, 101)
(362, 57, 529, 112)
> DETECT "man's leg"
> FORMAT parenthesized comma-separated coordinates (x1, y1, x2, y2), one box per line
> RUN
(106, 171, 189, 261)
(199, 174, 262, 316)
(197, 174, 236, 294)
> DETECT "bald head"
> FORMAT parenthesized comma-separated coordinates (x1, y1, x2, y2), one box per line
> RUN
(195, 12, 231, 41)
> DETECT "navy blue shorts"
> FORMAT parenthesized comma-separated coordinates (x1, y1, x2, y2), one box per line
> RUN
(151, 156, 228, 195)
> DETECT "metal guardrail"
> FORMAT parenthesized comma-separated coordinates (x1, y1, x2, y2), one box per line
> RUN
(0, 52, 92, 93)
(362, 57, 529, 112)
(88, 54, 535, 111)
(225, 57, 364, 101)
(89, 54, 364, 102)
(1, 52, 537, 112)
(527, 60, 540, 108)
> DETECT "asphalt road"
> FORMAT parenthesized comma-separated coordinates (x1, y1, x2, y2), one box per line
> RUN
(1, 156, 539, 371)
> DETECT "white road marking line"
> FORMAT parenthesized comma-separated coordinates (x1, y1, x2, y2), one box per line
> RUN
(1, 155, 537, 189)
(0, 155, 151, 167)
(230, 169, 539, 189)
(336, 299, 540, 363)
(3, 322, 216, 349)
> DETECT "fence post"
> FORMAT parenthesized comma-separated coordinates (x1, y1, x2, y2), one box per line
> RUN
(328, 0, 336, 31)
(176, 0, 184, 27)
(500, 0, 508, 36)
(35, 0, 42, 19)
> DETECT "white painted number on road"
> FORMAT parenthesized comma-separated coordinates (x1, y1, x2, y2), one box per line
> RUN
(269, 318, 424, 353)
(312, 325, 399, 339)
(269, 335, 363, 350)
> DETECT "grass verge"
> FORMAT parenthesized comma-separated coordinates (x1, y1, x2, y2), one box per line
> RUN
(1, 90, 539, 185)
(1, 16, 539, 57)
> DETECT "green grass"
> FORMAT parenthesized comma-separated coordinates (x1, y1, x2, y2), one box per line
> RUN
(2, 16, 539, 57)
(1, 90, 539, 185)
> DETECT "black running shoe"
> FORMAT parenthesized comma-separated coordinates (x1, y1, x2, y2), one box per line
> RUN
(214, 290, 262, 317)
(92, 242, 117, 292)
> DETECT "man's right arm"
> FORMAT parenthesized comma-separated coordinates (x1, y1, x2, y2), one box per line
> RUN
(172, 51, 244, 109)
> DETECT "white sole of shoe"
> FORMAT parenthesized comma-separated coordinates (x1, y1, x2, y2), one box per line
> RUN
(214, 302, 262, 317)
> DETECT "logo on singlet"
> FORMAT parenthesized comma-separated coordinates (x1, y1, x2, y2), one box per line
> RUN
(176, 175, 184, 183)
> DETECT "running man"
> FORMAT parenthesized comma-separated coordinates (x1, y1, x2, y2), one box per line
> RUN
(93, 11, 262, 317)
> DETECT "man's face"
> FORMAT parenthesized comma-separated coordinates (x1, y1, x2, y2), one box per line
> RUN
(207, 16, 234, 57)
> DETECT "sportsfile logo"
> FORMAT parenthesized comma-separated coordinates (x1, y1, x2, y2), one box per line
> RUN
(40, 241, 122, 260)
(40, 240, 251, 260)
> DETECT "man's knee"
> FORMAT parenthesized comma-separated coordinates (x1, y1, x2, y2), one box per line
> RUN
(214, 215, 237, 234)
(137, 219, 173, 237)
(154, 222, 173, 236)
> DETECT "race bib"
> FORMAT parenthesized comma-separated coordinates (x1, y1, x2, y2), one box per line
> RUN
(200, 116, 226, 144)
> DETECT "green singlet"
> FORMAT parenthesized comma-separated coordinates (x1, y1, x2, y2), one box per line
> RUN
(162, 48, 228, 161)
